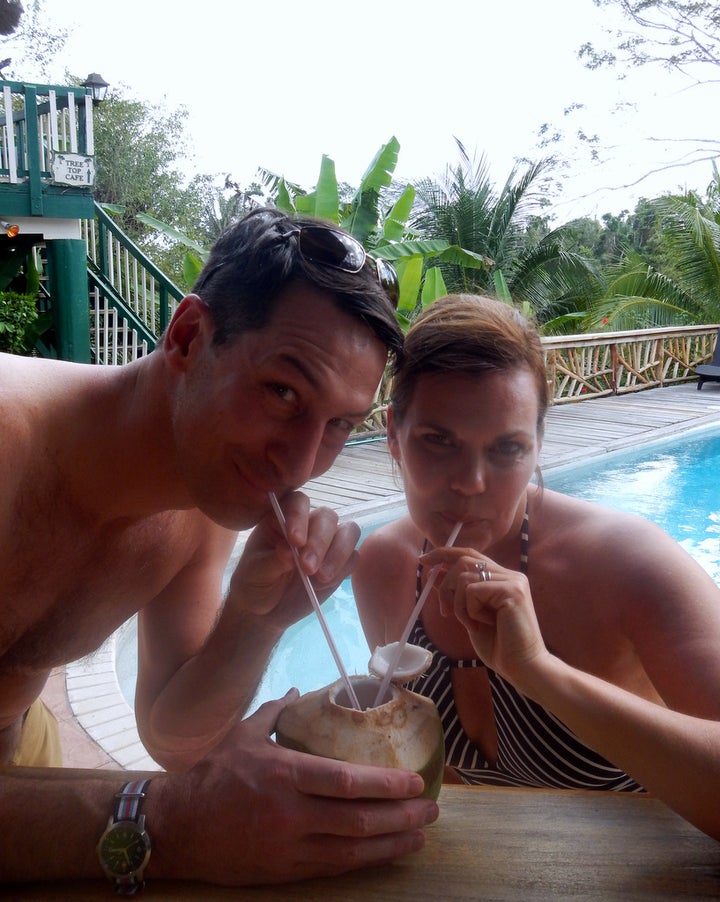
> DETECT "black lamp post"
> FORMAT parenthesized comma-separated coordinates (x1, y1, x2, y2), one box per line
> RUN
(81, 72, 109, 105)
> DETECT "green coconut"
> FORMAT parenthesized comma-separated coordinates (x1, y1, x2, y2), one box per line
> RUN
(275, 676, 445, 800)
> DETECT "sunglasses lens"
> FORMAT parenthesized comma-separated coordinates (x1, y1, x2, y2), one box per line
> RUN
(375, 258, 400, 308)
(291, 225, 398, 309)
(297, 227, 366, 272)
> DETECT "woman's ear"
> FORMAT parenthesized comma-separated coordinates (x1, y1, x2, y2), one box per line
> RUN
(386, 405, 402, 463)
(162, 295, 213, 371)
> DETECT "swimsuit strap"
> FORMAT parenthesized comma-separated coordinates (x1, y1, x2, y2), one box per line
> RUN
(520, 502, 529, 575)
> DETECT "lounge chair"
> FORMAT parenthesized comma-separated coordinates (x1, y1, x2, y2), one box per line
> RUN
(696, 328, 720, 390)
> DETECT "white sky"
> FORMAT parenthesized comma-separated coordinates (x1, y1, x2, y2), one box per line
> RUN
(28, 0, 720, 222)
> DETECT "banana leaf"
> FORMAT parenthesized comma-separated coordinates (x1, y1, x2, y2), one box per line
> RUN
(421, 266, 448, 307)
(382, 184, 416, 243)
(343, 137, 400, 243)
(136, 212, 207, 257)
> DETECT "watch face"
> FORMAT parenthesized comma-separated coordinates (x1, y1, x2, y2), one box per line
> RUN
(99, 822, 151, 877)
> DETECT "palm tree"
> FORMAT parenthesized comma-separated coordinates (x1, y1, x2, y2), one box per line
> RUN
(585, 166, 720, 330)
(410, 141, 600, 330)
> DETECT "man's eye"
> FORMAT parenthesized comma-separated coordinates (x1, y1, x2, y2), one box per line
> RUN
(272, 384, 296, 402)
(328, 417, 354, 434)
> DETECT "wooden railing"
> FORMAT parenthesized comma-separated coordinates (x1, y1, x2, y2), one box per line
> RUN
(357, 325, 719, 437)
(544, 325, 718, 403)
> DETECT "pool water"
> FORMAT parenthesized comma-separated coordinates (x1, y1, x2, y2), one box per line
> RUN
(117, 425, 720, 714)
(545, 425, 720, 583)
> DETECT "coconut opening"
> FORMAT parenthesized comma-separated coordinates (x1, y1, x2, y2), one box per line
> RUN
(334, 677, 393, 710)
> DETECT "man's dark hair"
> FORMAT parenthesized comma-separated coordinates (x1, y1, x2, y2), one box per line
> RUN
(192, 207, 403, 361)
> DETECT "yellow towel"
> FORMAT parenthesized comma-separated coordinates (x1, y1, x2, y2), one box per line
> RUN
(12, 698, 63, 767)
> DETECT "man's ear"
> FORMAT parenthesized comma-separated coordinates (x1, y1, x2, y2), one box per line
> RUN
(386, 405, 401, 463)
(163, 295, 213, 370)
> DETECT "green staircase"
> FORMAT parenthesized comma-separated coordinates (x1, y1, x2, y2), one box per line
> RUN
(83, 202, 183, 363)
(0, 77, 183, 363)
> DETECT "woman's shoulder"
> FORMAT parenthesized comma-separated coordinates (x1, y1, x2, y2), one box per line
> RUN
(353, 515, 423, 643)
(354, 516, 422, 592)
(532, 486, 685, 570)
(359, 515, 423, 558)
(535, 486, 660, 533)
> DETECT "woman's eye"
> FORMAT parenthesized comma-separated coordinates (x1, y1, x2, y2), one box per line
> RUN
(423, 432, 453, 447)
(490, 441, 527, 460)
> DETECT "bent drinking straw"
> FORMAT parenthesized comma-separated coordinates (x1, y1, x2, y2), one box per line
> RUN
(372, 520, 463, 708)
(268, 493, 361, 711)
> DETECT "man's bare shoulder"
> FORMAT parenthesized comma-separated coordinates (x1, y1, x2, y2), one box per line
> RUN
(0, 355, 87, 492)
(0, 353, 90, 433)
(0, 355, 46, 499)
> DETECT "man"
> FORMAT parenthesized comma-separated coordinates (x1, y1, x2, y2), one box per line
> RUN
(0, 208, 438, 890)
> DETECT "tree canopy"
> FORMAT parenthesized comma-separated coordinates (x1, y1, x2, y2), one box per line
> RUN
(0, 0, 67, 80)
(579, 1, 720, 81)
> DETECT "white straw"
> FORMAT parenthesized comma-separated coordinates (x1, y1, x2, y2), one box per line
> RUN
(268, 493, 362, 710)
(372, 520, 463, 707)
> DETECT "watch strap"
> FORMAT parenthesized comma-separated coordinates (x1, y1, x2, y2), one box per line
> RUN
(100, 778, 152, 896)
(114, 779, 151, 823)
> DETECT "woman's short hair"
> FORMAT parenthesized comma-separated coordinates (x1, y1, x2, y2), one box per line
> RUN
(391, 293, 550, 435)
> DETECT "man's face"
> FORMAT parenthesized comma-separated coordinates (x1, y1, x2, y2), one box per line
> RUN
(169, 282, 389, 529)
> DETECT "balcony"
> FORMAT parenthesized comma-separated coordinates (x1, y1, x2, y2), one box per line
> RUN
(0, 78, 95, 226)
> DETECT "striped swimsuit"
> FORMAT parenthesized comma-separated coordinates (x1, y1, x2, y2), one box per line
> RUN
(407, 509, 643, 791)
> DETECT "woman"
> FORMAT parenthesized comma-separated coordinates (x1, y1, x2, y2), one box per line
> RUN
(353, 294, 720, 835)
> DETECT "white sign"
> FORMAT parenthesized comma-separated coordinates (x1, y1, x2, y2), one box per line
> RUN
(51, 152, 95, 187)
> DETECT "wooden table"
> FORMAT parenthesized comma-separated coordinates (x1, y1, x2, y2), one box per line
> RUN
(5, 785, 720, 900)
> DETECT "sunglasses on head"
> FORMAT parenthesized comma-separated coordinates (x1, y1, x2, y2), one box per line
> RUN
(283, 225, 399, 309)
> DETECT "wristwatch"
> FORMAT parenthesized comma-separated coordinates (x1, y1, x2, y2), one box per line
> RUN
(97, 779, 152, 895)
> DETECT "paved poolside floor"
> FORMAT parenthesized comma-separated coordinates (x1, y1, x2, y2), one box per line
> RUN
(42, 381, 720, 770)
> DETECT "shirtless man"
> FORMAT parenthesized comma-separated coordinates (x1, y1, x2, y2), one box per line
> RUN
(0, 208, 438, 890)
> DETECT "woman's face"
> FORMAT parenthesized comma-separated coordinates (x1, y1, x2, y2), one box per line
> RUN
(388, 368, 542, 551)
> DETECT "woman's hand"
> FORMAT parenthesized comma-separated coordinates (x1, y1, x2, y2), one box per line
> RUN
(420, 546, 548, 683)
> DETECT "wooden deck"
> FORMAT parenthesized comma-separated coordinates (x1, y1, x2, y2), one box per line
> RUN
(304, 381, 720, 523)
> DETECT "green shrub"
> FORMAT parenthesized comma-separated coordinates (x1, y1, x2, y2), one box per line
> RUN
(0, 291, 46, 354)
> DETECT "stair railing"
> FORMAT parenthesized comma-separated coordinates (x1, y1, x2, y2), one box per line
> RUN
(83, 202, 183, 363)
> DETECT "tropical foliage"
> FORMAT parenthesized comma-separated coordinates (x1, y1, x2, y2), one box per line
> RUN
(252, 136, 494, 323)
(583, 165, 720, 330)
(0, 245, 49, 354)
(139, 137, 492, 325)
(410, 141, 602, 331)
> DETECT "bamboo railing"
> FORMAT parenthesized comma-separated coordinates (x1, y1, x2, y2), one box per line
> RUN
(544, 325, 718, 403)
(358, 325, 719, 436)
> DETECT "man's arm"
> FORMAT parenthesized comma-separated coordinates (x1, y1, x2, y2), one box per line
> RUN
(134, 494, 360, 770)
(0, 696, 437, 886)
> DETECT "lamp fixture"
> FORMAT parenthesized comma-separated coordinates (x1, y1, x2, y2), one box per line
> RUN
(0, 219, 19, 237)
(81, 72, 109, 105)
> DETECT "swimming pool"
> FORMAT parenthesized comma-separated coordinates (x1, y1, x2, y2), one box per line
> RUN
(115, 424, 720, 715)
(545, 424, 720, 584)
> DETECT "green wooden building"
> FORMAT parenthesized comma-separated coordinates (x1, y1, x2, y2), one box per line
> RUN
(0, 78, 181, 364)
